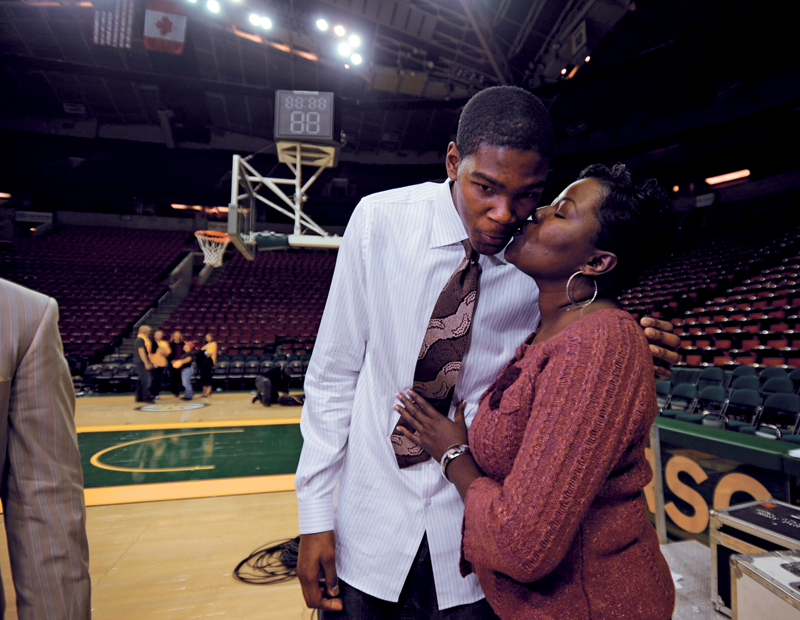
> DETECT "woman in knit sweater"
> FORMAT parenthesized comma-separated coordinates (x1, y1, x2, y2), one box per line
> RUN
(395, 164, 676, 620)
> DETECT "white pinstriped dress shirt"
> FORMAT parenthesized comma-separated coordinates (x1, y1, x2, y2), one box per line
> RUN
(295, 180, 541, 609)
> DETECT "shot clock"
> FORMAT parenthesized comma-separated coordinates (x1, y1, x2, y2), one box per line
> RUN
(274, 90, 335, 141)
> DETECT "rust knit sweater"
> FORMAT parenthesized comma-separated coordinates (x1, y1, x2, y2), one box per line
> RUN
(461, 309, 675, 620)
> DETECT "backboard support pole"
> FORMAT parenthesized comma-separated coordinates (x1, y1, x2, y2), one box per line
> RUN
(227, 143, 341, 260)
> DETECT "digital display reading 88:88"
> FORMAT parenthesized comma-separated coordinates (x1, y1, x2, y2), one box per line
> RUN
(274, 90, 334, 141)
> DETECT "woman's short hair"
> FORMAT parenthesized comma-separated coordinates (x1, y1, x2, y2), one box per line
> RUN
(579, 163, 676, 294)
(456, 86, 555, 160)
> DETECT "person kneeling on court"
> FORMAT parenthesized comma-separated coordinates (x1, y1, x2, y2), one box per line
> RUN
(171, 342, 195, 400)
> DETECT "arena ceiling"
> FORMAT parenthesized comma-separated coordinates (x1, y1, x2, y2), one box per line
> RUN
(1, 0, 795, 167)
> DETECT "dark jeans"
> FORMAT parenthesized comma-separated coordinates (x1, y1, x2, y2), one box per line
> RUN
(134, 364, 152, 402)
(152, 366, 165, 396)
(170, 366, 182, 396)
(321, 535, 499, 620)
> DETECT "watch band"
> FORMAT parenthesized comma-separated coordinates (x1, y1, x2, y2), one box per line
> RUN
(440, 444, 471, 482)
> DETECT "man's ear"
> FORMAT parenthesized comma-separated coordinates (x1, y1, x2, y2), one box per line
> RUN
(445, 142, 461, 181)
(582, 251, 617, 277)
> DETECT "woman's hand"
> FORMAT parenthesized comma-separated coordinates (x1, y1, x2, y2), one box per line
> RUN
(395, 390, 469, 463)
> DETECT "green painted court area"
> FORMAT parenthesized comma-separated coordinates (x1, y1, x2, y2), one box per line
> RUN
(79, 425, 303, 488)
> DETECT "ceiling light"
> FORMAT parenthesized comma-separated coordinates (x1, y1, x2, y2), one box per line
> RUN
(316, 19, 328, 31)
(207, 0, 220, 13)
(344, 64, 350, 69)
(333, 25, 346, 37)
(351, 53, 362, 65)
(337, 42, 352, 57)
(348, 35, 361, 47)
(260, 16, 272, 29)
(585, 55, 591, 62)
(230, 0, 241, 3)
(672, 185, 679, 193)
(705, 169, 750, 185)
(560, 68, 567, 75)
(187, 0, 197, 3)
(249, 13, 260, 26)
(0, 193, 10, 199)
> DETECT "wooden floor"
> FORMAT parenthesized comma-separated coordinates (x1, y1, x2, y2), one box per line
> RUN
(0, 392, 312, 619)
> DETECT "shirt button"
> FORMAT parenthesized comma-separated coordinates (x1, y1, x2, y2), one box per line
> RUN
(426, 499, 432, 506)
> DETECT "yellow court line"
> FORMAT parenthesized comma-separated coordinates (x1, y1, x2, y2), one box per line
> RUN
(83, 474, 296, 506)
(77, 418, 301, 433)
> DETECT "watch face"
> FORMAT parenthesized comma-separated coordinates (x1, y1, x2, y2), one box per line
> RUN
(274, 91, 334, 141)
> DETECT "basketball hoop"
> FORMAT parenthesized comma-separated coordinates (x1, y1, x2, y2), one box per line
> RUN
(195, 230, 231, 268)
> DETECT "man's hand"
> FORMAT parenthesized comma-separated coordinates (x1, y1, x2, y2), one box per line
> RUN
(297, 531, 342, 612)
(640, 317, 681, 379)
(145, 362, 154, 371)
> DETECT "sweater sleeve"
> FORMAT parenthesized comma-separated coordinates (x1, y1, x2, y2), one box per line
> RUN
(462, 311, 654, 584)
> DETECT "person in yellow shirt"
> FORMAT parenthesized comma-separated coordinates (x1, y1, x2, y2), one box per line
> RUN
(201, 333, 218, 398)
(148, 330, 171, 399)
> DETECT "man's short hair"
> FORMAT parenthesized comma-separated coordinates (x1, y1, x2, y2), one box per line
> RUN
(456, 86, 555, 160)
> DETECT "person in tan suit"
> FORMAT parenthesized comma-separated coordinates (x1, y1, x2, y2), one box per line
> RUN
(0, 278, 90, 619)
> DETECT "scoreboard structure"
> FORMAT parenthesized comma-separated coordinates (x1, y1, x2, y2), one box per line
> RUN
(274, 90, 336, 142)
(226, 90, 342, 260)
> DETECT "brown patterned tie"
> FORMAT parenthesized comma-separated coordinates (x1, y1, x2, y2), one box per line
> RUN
(392, 239, 481, 468)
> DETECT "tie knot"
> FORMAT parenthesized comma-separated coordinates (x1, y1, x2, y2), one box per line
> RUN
(462, 239, 478, 264)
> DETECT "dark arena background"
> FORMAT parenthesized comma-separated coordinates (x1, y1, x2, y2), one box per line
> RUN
(1, 0, 799, 618)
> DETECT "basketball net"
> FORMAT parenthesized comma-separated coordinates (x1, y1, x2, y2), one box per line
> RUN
(195, 230, 231, 268)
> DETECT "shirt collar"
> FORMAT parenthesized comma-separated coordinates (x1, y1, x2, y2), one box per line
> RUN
(429, 179, 509, 265)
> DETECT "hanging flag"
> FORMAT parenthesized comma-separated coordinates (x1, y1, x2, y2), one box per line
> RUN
(144, 0, 188, 55)
(92, 0, 134, 49)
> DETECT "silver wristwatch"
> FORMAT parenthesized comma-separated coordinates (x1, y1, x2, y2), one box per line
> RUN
(440, 444, 471, 482)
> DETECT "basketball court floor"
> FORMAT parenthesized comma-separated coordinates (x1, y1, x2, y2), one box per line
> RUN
(0, 393, 312, 619)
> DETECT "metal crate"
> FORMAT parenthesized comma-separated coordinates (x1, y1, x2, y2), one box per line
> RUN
(710, 498, 800, 616)
(731, 551, 800, 620)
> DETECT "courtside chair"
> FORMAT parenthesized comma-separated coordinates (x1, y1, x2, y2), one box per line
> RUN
(761, 378, 795, 396)
(656, 381, 671, 410)
(662, 384, 698, 418)
(725, 389, 762, 432)
(697, 366, 726, 391)
(789, 368, 800, 393)
(731, 365, 758, 381)
(760, 367, 789, 384)
(739, 393, 800, 440)
(212, 361, 230, 391)
(675, 385, 727, 425)
(730, 376, 760, 392)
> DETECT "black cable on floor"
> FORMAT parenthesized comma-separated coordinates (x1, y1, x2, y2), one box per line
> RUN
(233, 537, 318, 618)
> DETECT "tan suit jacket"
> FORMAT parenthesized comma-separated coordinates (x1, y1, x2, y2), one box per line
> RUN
(0, 278, 90, 619)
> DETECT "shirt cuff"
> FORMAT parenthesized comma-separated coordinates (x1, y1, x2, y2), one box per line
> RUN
(298, 496, 335, 534)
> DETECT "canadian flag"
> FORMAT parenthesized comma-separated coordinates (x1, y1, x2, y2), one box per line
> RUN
(144, 0, 187, 54)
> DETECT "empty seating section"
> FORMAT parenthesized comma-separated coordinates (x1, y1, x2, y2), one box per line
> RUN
(620, 219, 800, 370)
(163, 250, 336, 357)
(0, 227, 188, 359)
(657, 365, 800, 441)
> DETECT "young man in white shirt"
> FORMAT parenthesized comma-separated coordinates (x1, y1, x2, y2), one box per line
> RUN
(295, 86, 679, 619)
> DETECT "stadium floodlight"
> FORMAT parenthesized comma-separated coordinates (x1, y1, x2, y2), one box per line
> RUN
(560, 67, 567, 75)
(351, 53, 362, 65)
(585, 55, 591, 62)
(260, 16, 272, 29)
(316, 19, 329, 31)
(333, 24, 346, 37)
(705, 169, 750, 185)
(249, 13, 260, 25)
(337, 42, 352, 57)
(207, 0, 220, 13)
(348, 35, 361, 47)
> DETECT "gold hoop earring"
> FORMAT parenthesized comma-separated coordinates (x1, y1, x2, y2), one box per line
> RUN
(566, 271, 598, 308)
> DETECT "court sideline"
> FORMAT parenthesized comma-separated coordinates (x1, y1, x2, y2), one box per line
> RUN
(0, 393, 312, 619)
